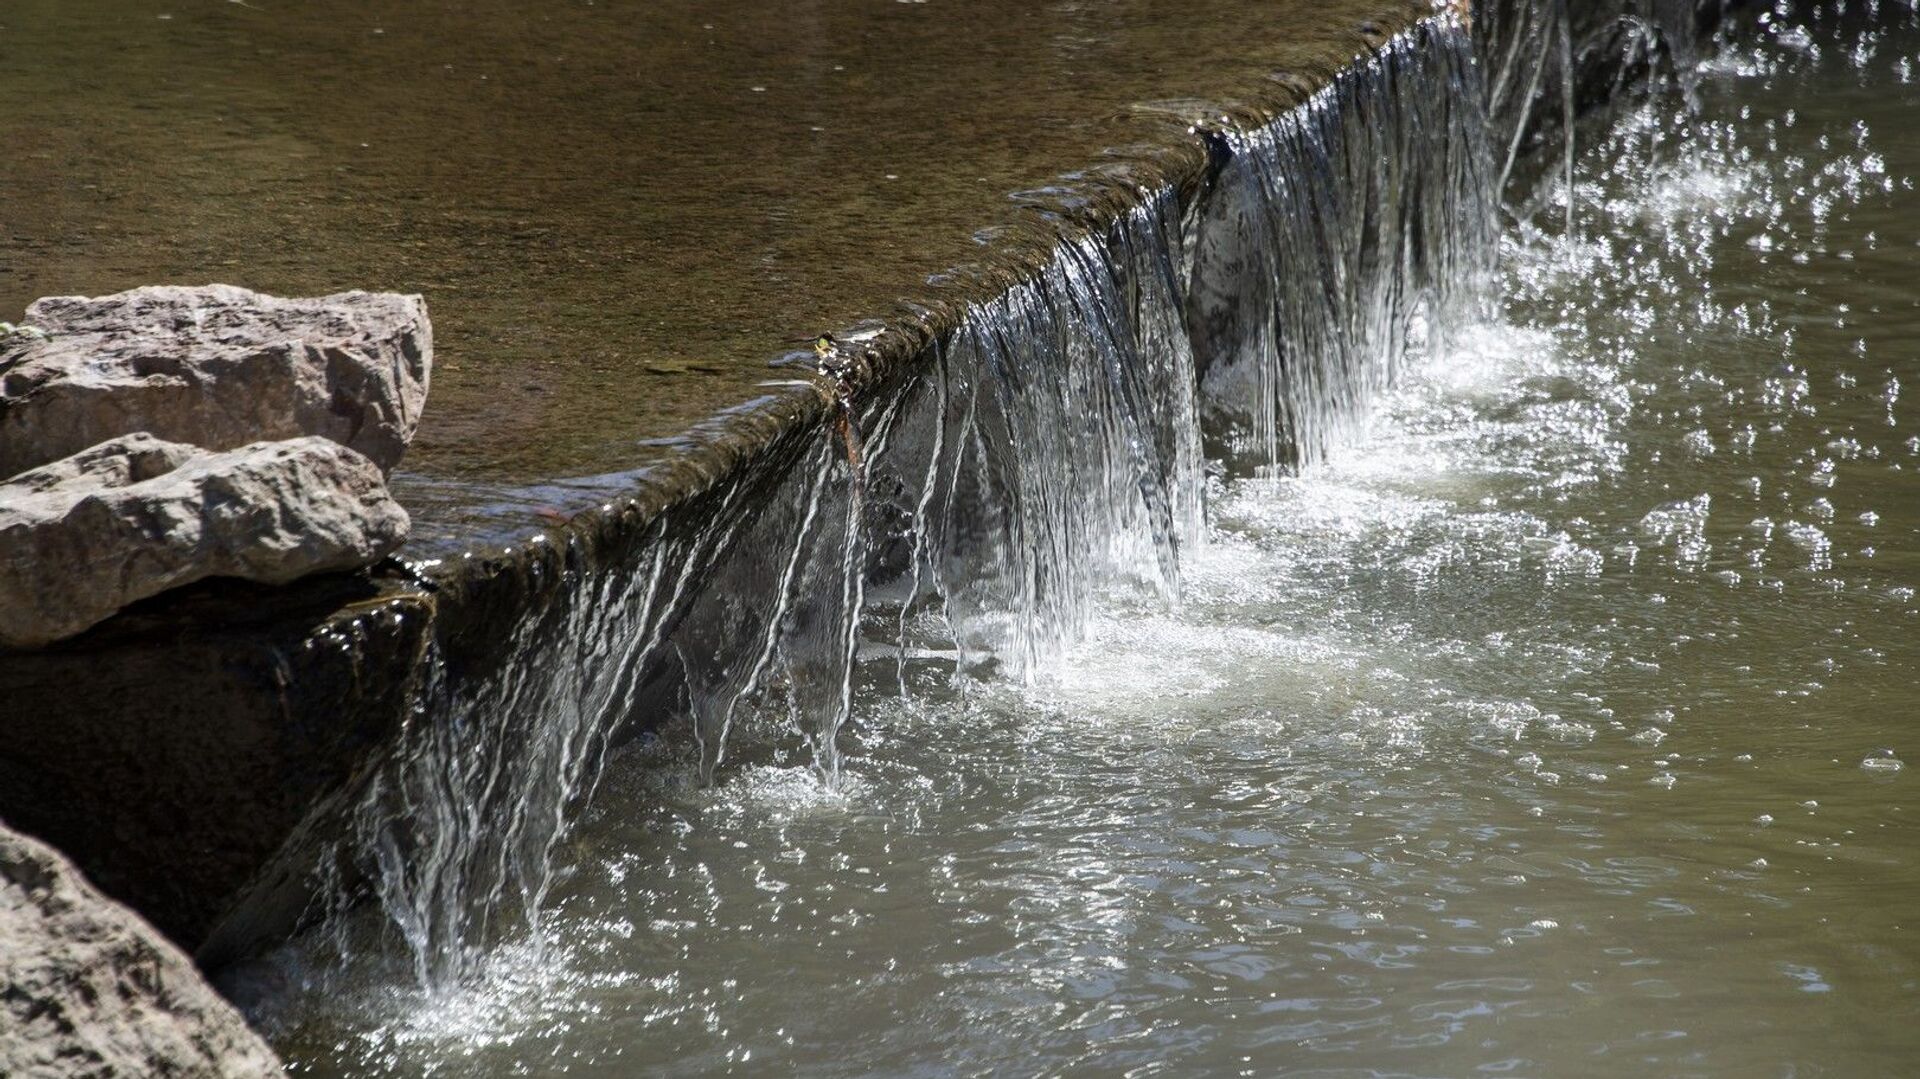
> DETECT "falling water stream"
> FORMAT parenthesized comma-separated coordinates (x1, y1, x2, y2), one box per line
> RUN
(250, 9, 1918, 1075)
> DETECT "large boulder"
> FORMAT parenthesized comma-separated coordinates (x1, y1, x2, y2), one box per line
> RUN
(0, 285, 430, 479)
(0, 434, 409, 649)
(0, 821, 282, 1078)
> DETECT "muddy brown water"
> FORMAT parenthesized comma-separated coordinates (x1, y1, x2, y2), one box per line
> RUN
(1, 0, 1413, 540)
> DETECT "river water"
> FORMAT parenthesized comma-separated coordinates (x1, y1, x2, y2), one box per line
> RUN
(258, 11, 1919, 1076)
(0, 0, 1404, 500)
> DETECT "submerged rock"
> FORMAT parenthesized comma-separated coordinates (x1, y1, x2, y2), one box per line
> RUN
(0, 821, 282, 1079)
(0, 434, 408, 649)
(0, 284, 430, 478)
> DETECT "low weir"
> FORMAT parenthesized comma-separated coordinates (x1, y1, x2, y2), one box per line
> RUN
(294, 1, 1763, 993)
(318, 16, 1512, 992)
(0, 0, 1805, 1030)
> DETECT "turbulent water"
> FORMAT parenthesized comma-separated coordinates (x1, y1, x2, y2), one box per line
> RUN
(252, 10, 1919, 1075)
(299, 20, 1487, 995)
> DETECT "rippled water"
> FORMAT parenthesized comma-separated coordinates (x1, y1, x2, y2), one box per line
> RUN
(258, 14, 1920, 1075)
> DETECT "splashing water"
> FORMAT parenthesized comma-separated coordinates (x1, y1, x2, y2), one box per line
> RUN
(1188, 20, 1496, 474)
(267, 1, 1913, 1036)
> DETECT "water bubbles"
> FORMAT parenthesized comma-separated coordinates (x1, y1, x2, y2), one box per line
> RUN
(1542, 716, 1598, 742)
(1541, 533, 1605, 580)
(1782, 520, 1832, 569)
(1639, 494, 1712, 566)
(1807, 458, 1837, 488)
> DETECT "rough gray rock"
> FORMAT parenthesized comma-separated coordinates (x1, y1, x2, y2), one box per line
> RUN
(0, 434, 409, 649)
(0, 821, 282, 1079)
(0, 285, 430, 479)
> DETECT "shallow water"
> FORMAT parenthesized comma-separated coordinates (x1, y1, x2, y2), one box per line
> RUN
(258, 14, 1920, 1076)
(0, 0, 1408, 509)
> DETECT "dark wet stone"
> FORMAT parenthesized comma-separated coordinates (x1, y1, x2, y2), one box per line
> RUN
(0, 572, 427, 963)
(0, 821, 282, 1079)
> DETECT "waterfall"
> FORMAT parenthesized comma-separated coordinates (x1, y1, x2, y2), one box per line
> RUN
(1477, 0, 1734, 227)
(316, 189, 1211, 985)
(337, 510, 727, 987)
(1186, 19, 1495, 473)
(303, 6, 1681, 993)
(862, 196, 1204, 687)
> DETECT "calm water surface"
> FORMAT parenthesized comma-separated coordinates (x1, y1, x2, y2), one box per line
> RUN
(262, 15, 1919, 1076)
(0, 0, 1407, 499)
